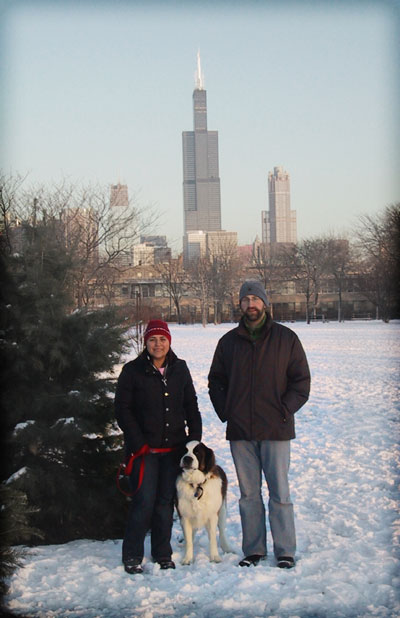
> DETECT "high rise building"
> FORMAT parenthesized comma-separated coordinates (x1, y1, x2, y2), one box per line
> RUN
(110, 183, 129, 208)
(182, 52, 221, 260)
(262, 166, 297, 246)
(140, 235, 171, 263)
(183, 230, 208, 264)
(140, 235, 168, 247)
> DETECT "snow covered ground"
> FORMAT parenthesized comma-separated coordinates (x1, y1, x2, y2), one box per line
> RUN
(3, 321, 400, 618)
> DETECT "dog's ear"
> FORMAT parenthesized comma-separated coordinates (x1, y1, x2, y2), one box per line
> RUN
(202, 444, 216, 473)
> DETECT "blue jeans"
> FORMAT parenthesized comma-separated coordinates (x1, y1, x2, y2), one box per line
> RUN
(230, 440, 296, 559)
(122, 451, 180, 563)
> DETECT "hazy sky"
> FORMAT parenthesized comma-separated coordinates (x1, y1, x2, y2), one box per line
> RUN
(2, 0, 399, 252)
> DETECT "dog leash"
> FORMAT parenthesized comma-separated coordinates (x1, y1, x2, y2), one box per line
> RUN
(117, 444, 176, 497)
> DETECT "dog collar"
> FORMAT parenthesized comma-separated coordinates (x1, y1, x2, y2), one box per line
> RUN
(190, 481, 206, 500)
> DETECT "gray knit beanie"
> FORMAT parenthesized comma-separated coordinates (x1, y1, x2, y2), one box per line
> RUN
(239, 280, 269, 307)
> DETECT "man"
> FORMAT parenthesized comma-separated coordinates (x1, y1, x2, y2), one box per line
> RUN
(208, 280, 310, 569)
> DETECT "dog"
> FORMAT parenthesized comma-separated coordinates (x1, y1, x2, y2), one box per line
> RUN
(176, 440, 232, 564)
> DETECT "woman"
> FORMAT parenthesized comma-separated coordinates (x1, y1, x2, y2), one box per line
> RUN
(115, 319, 202, 574)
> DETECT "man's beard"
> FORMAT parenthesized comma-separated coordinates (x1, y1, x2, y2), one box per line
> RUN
(244, 307, 264, 322)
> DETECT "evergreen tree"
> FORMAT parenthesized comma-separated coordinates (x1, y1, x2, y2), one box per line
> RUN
(1, 221, 128, 543)
(0, 251, 43, 596)
(0, 485, 42, 596)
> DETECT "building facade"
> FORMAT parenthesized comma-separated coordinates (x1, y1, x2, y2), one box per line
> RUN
(206, 230, 238, 257)
(183, 230, 208, 263)
(262, 166, 297, 245)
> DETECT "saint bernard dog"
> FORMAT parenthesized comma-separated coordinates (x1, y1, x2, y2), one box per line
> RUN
(176, 440, 232, 564)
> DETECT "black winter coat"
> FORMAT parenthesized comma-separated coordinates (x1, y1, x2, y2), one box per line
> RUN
(115, 350, 202, 454)
(208, 315, 310, 441)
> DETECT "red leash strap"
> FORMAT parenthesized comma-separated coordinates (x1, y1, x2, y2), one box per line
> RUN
(116, 445, 176, 497)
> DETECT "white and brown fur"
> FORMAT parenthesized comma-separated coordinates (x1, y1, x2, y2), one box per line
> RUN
(176, 440, 232, 564)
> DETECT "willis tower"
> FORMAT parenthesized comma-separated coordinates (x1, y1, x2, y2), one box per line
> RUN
(182, 52, 221, 262)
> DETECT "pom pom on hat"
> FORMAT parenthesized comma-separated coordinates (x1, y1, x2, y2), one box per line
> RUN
(144, 320, 171, 344)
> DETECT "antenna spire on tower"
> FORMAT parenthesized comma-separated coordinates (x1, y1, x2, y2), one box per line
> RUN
(195, 49, 204, 90)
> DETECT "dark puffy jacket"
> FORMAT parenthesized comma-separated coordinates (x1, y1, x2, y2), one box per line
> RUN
(208, 315, 310, 441)
(115, 349, 202, 454)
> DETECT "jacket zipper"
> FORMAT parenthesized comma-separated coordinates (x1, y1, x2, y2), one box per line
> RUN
(250, 341, 256, 438)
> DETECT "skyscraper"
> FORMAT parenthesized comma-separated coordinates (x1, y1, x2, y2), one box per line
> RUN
(110, 182, 129, 208)
(262, 166, 297, 245)
(182, 52, 221, 240)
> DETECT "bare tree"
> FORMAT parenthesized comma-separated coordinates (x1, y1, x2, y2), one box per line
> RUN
(281, 238, 329, 323)
(154, 256, 186, 323)
(59, 184, 157, 307)
(207, 238, 242, 324)
(1, 176, 157, 309)
(184, 237, 242, 325)
(249, 242, 295, 316)
(121, 292, 146, 354)
(92, 262, 121, 306)
(250, 242, 279, 299)
(354, 204, 400, 322)
(186, 256, 211, 327)
(324, 236, 354, 322)
(0, 172, 29, 254)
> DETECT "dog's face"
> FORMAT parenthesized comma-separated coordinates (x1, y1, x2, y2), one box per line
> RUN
(180, 440, 216, 474)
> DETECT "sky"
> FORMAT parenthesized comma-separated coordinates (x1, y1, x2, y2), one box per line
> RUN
(1, 0, 399, 253)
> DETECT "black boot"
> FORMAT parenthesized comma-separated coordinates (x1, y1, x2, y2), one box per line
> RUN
(124, 558, 143, 574)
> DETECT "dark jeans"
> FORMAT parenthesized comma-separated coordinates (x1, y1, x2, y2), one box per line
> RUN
(122, 450, 180, 563)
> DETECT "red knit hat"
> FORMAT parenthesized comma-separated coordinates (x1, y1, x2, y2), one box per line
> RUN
(144, 320, 171, 344)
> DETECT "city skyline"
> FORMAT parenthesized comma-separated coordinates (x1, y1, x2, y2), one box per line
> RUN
(2, 1, 399, 252)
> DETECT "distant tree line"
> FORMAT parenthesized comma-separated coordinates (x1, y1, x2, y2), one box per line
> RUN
(250, 207, 399, 324)
(154, 237, 241, 326)
(157, 205, 399, 325)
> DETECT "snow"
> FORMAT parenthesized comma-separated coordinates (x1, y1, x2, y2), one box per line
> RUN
(5, 467, 28, 485)
(13, 421, 35, 433)
(53, 418, 75, 426)
(3, 321, 400, 618)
